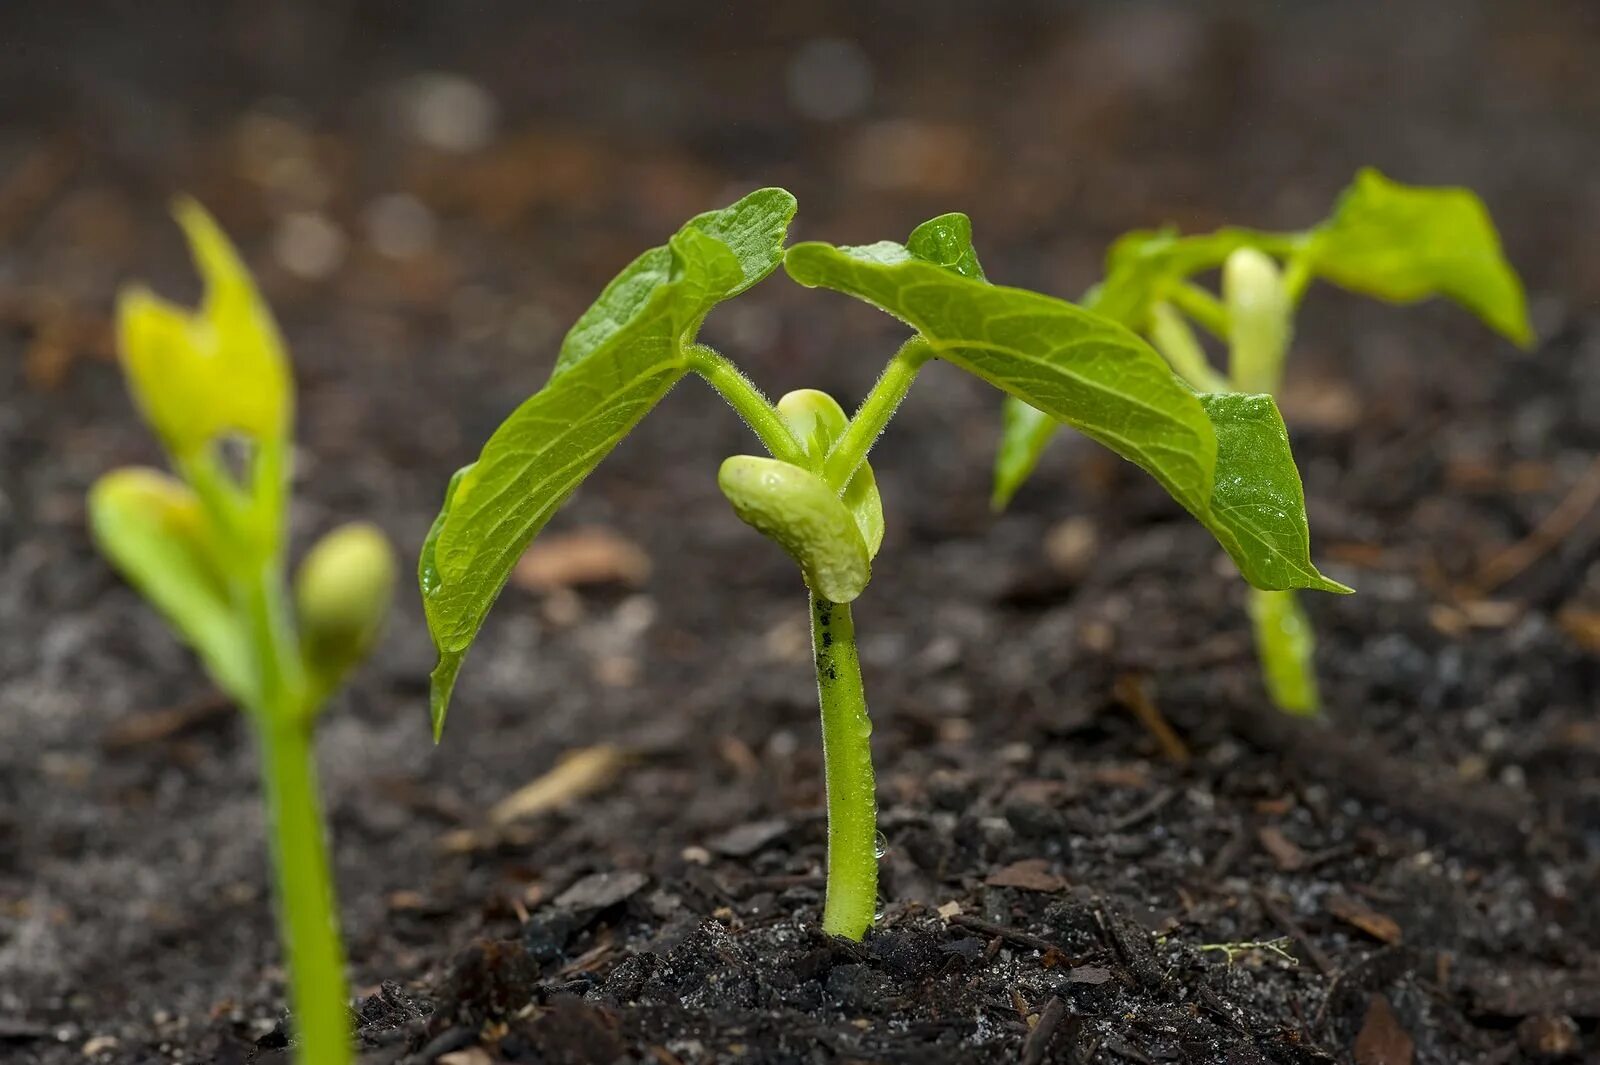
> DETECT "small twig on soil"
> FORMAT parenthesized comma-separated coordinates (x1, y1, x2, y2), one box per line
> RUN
(1112, 673, 1190, 763)
(947, 915, 1066, 957)
(1101, 786, 1179, 834)
(1205, 819, 1250, 881)
(1020, 995, 1067, 1065)
(1471, 453, 1600, 595)
(1254, 888, 1334, 976)
(101, 690, 233, 749)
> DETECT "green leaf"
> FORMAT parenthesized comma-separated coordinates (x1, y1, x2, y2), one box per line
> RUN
(1248, 587, 1320, 716)
(422, 193, 798, 736)
(1198, 393, 1350, 594)
(89, 467, 256, 705)
(906, 213, 987, 281)
(776, 389, 884, 558)
(1308, 168, 1532, 347)
(1095, 226, 1285, 331)
(785, 240, 1346, 593)
(555, 188, 797, 374)
(718, 456, 871, 603)
(116, 200, 292, 459)
(991, 397, 1056, 511)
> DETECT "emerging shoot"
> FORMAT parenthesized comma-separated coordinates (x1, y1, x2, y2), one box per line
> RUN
(419, 192, 1343, 940)
(92, 202, 394, 1065)
(992, 168, 1531, 715)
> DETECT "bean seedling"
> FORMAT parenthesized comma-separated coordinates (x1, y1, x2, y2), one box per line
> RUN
(992, 169, 1531, 714)
(419, 189, 1346, 940)
(91, 202, 394, 1065)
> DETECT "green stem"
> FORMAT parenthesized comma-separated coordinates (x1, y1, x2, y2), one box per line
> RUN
(687, 345, 808, 466)
(1148, 302, 1229, 393)
(241, 500, 349, 1064)
(1166, 281, 1230, 340)
(822, 338, 931, 491)
(1247, 587, 1320, 716)
(810, 594, 878, 940)
(258, 714, 353, 1065)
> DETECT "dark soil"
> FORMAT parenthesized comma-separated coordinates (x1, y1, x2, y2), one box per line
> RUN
(3, 2, 1599, 1063)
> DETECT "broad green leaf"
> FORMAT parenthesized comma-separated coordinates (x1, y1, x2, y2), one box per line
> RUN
(897, 212, 1053, 513)
(1308, 168, 1532, 347)
(1248, 587, 1320, 716)
(423, 195, 798, 736)
(785, 240, 1346, 593)
(1198, 393, 1350, 594)
(718, 456, 871, 603)
(89, 467, 255, 705)
(776, 389, 884, 558)
(555, 188, 797, 374)
(117, 200, 291, 458)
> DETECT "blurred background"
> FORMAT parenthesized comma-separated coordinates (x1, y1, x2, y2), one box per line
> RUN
(2, 1, 1598, 1060)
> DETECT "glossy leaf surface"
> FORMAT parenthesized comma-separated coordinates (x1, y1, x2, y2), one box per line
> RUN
(786, 238, 1345, 593)
(422, 192, 797, 735)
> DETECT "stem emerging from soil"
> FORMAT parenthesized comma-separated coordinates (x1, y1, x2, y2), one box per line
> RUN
(258, 716, 352, 1065)
(244, 533, 351, 1065)
(810, 593, 878, 940)
(1247, 587, 1320, 717)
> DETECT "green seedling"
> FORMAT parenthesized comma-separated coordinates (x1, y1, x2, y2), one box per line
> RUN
(92, 202, 394, 1065)
(993, 168, 1531, 714)
(419, 190, 1345, 941)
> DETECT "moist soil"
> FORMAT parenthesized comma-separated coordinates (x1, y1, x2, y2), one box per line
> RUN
(2, 3, 1599, 1063)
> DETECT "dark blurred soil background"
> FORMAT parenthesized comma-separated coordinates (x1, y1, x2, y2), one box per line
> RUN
(2, 2, 1599, 1062)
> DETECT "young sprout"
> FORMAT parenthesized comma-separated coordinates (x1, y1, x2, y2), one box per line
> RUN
(419, 191, 1343, 940)
(993, 168, 1532, 715)
(91, 202, 394, 1065)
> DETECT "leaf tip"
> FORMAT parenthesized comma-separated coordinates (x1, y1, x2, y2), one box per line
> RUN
(429, 649, 465, 743)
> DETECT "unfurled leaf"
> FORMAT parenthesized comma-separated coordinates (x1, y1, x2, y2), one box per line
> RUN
(776, 389, 883, 557)
(1308, 168, 1532, 347)
(555, 188, 797, 374)
(718, 456, 871, 603)
(117, 201, 291, 458)
(785, 239, 1344, 592)
(89, 467, 255, 704)
(422, 193, 798, 735)
(1199, 393, 1350, 594)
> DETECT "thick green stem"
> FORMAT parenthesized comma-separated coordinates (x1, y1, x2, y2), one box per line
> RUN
(810, 594, 877, 940)
(242, 495, 350, 1065)
(1149, 302, 1229, 394)
(688, 345, 808, 467)
(1247, 587, 1320, 716)
(1166, 281, 1230, 340)
(258, 715, 353, 1065)
(822, 338, 931, 491)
